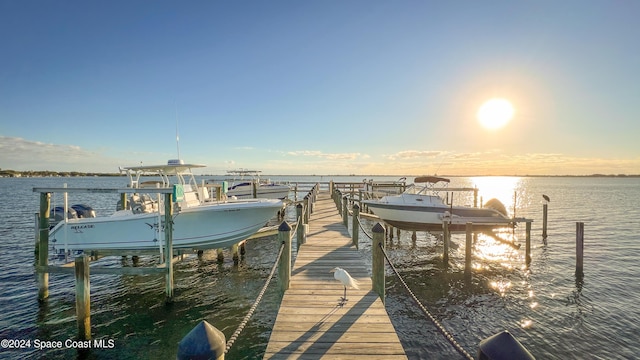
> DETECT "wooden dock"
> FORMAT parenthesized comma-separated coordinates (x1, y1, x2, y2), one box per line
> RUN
(264, 191, 407, 359)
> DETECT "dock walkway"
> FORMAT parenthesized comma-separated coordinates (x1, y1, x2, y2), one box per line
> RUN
(264, 191, 407, 359)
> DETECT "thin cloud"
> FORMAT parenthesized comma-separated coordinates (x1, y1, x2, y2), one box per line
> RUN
(0, 136, 122, 172)
(385, 150, 445, 160)
(286, 150, 362, 160)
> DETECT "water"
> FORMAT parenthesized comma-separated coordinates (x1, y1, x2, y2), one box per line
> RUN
(1, 176, 639, 359)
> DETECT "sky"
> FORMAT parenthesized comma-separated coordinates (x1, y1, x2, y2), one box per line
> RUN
(1, 1, 639, 176)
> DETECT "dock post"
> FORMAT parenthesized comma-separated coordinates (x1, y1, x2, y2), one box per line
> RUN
(278, 221, 292, 294)
(473, 188, 478, 208)
(37, 192, 51, 302)
(75, 254, 91, 340)
(216, 249, 224, 262)
(372, 223, 386, 304)
(443, 220, 450, 267)
(240, 242, 246, 255)
(465, 222, 472, 278)
(342, 196, 348, 227)
(576, 222, 584, 276)
(304, 196, 311, 225)
(232, 243, 239, 264)
(164, 193, 174, 303)
(252, 180, 258, 198)
(352, 204, 359, 249)
(542, 203, 548, 239)
(296, 203, 305, 249)
(526, 222, 532, 266)
(177, 320, 225, 360)
(119, 192, 128, 211)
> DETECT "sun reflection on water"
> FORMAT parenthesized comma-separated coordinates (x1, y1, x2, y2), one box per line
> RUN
(470, 176, 523, 216)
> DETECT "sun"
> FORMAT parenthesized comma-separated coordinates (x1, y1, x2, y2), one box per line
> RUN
(477, 98, 514, 130)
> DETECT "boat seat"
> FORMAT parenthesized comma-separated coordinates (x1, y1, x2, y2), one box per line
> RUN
(179, 190, 201, 208)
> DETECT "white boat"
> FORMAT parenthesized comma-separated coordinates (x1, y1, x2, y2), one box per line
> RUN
(216, 169, 290, 200)
(48, 160, 283, 252)
(362, 176, 511, 232)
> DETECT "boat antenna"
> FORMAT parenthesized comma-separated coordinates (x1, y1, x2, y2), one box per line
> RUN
(433, 153, 447, 176)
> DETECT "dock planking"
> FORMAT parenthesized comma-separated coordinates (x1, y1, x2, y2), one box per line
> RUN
(264, 191, 407, 359)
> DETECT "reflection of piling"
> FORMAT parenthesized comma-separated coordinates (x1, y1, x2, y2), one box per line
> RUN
(443, 220, 450, 267)
(576, 222, 584, 276)
(542, 203, 548, 239)
(525, 222, 532, 266)
(465, 222, 472, 278)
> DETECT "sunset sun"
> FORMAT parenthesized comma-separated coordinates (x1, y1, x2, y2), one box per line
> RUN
(477, 98, 514, 130)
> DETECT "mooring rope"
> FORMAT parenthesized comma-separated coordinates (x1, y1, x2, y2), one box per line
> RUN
(224, 241, 286, 354)
(357, 214, 374, 240)
(379, 243, 475, 360)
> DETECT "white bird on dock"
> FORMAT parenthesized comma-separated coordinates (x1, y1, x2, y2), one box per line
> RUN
(330, 267, 359, 303)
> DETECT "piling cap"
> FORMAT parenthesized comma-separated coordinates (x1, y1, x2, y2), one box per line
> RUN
(177, 320, 226, 360)
(278, 221, 291, 231)
(372, 223, 385, 233)
(478, 330, 535, 360)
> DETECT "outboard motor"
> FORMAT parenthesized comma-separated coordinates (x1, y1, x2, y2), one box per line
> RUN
(484, 198, 509, 217)
(50, 206, 78, 223)
(70, 204, 96, 218)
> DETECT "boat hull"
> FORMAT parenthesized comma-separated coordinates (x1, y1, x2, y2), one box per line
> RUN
(363, 199, 511, 232)
(49, 199, 283, 251)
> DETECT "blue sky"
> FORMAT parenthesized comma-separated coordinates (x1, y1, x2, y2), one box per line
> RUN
(1, 1, 639, 175)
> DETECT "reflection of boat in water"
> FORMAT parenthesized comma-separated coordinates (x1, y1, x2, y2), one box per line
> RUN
(48, 160, 283, 252)
(216, 169, 290, 200)
(362, 176, 512, 232)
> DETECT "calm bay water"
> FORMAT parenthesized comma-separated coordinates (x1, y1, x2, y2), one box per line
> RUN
(0, 176, 638, 359)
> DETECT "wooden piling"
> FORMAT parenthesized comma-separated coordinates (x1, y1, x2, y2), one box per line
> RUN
(296, 203, 305, 249)
(216, 249, 224, 262)
(542, 203, 548, 239)
(372, 223, 385, 304)
(465, 222, 472, 278)
(75, 255, 91, 340)
(342, 196, 348, 227)
(278, 221, 292, 295)
(443, 220, 450, 267)
(303, 196, 310, 225)
(119, 192, 128, 211)
(576, 222, 584, 276)
(37, 192, 50, 301)
(232, 243, 239, 263)
(164, 193, 174, 303)
(526, 222, 532, 266)
(352, 204, 359, 249)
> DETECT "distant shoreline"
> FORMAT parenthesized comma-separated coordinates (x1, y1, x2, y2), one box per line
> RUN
(1, 170, 639, 178)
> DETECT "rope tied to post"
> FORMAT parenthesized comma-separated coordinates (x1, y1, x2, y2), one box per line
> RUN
(224, 241, 286, 354)
(378, 243, 475, 360)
